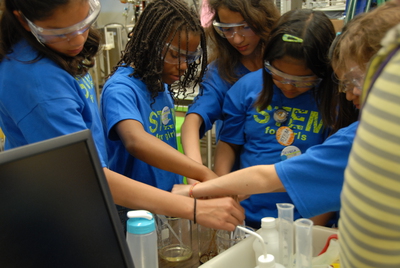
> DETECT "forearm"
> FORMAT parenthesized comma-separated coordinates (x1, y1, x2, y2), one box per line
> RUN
(104, 168, 245, 231)
(132, 135, 216, 181)
(181, 113, 203, 164)
(213, 141, 238, 176)
(104, 168, 193, 217)
(117, 120, 216, 181)
(192, 165, 284, 198)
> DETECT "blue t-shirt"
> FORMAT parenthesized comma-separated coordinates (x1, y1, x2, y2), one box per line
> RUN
(100, 66, 182, 191)
(187, 61, 250, 138)
(276, 121, 359, 220)
(220, 69, 330, 228)
(0, 40, 107, 166)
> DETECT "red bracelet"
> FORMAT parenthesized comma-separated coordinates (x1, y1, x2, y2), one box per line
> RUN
(189, 182, 200, 198)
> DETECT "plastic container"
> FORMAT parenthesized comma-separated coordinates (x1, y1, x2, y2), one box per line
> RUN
(126, 210, 158, 268)
(253, 217, 280, 263)
(255, 254, 286, 268)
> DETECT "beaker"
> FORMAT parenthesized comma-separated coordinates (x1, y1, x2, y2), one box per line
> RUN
(155, 215, 192, 262)
(216, 226, 252, 254)
(277, 203, 294, 267)
(294, 218, 313, 268)
(197, 225, 218, 264)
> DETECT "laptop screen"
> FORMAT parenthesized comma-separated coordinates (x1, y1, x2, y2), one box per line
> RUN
(0, 130, 134, 267)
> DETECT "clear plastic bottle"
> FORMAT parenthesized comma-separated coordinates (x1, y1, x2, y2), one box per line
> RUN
(126, 210, 159, 268)
(253, 217, 280, 263)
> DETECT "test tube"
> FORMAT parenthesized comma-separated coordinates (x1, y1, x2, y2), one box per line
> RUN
(294, 218, 313, 268)
(277, 203, 294, 268)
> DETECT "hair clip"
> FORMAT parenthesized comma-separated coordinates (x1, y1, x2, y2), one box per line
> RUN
(282, 34, 303, 43)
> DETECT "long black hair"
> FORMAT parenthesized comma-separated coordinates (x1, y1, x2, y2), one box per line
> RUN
(255, 9, 337, 130)
(0, 0, 100, 77)
(111, 0, 207, 102)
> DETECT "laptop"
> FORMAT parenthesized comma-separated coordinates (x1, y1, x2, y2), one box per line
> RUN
(0, 130, 134, 267)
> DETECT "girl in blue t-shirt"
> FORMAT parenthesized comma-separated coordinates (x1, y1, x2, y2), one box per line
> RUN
(214, 9, 341, 228)
(100, 0, 223, 201)
(181, 0, 280, 168)
(173, 3, 400, 231)
(0, 0, 244, 231)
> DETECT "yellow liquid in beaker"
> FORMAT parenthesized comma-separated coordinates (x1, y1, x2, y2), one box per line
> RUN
(159, 244, 192, 262)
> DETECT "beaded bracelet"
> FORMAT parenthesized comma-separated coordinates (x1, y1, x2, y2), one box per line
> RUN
(189, 182, 200, 198)
(193, 198, 197, 224)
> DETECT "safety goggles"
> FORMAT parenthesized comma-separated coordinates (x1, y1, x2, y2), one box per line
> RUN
(162, 43, 202, 65)
(22, 0, 101, 44)
(212, 20, 256, 39)
(335, 66, 365, 95)
(264, 61, 322, 89)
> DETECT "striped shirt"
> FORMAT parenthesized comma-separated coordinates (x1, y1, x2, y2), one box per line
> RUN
(339, 24, 400, 268)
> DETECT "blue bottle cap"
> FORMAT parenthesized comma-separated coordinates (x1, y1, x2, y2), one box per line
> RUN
(126, 210, 156, 235)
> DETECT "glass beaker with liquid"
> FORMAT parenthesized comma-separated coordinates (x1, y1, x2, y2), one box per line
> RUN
(197, 225, 218, 264)
(156, 215, 193, 262)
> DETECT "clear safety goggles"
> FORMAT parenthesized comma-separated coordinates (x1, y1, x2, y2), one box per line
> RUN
(22, 0, 101, 44)
(162, 43, 202, 65)
(264, 61, 322, 89)
(212, 20, 256, 39)
(335, 66, 365, 95)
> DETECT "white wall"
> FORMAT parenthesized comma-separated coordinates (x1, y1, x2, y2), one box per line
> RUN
(97, 0, 201, 28)
(97, 0, 130, 27)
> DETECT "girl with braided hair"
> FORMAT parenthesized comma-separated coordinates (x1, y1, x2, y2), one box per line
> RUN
(0, 0, 244, 232)
(100, 0, 222, 218)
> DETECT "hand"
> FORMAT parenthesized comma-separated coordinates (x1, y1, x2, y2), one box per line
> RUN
(171, 184, 191, 197)
(196, 197, 245, 231)
(238, 194, 250, 201)
(186, 178, 200, 185)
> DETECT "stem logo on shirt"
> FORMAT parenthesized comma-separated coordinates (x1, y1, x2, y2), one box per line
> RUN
(254, 105, 324, 141)
(76, 74, 95, 103)
(149, 106, 176, 141)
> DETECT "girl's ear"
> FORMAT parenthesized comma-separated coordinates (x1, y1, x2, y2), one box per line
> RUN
(13, 10, 31, 32)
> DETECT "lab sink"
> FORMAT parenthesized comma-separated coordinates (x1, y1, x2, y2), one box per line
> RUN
(199, 225, 338, 268)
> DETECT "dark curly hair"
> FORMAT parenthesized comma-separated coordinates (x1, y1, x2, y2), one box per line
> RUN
(110, 0, 207, 102)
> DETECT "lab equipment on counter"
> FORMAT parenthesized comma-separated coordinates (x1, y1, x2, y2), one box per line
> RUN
(236, 225, 285, 268)
(277, 203, 294, 268)
(294, 218, 313, 268)
(198, 225, 338, 268)
(217, 225, 253, 254)
(256, 254, 286, 268)
(253, 217, 280, 263)
(126, 210, 159, 268)
(198, 225, 218, 264)
(156, 215, 193, 262)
